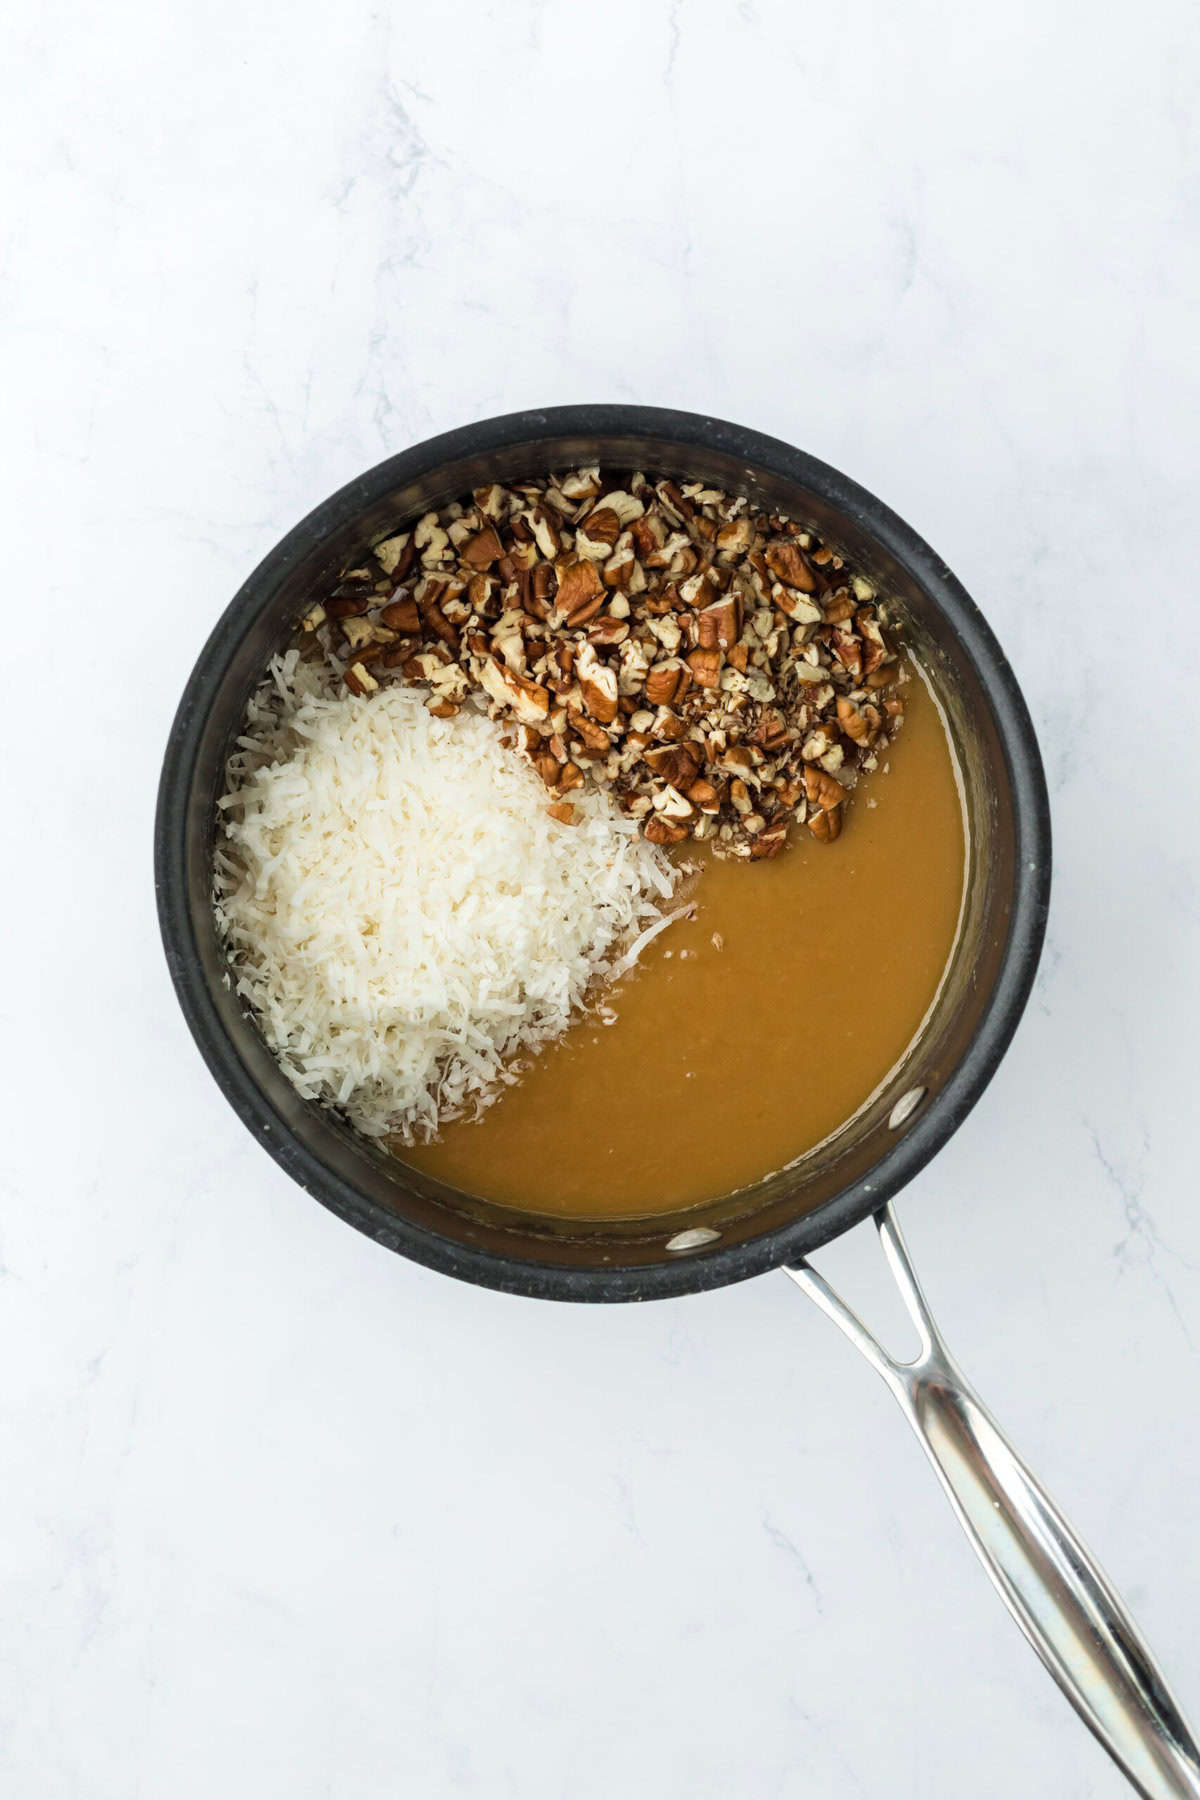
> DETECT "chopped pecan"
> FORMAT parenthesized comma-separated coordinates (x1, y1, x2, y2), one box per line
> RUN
(525, 506, 561, 560)
(575, 642, 619, 724)
(652, 784, 697, 822)
(836, 696, 881, 745)
(715, 517, 754, 556)
(587, 615, 630, 648)
(576, 507, 622, 560)
(804, 765, 845, 811)
(554, 557, 606, 626)
(644, 814, 690, 845)
(630, 513, 666, 562)
(568, 710, 612, 753)
(697, 592, 742, 650)
(808, 804, 842, 842)
(309, 463, 905, 859)
(326, 594, 370, 621)
(649, 707, 688, 742)
(687, 646, 723, 689)
(765, 541, 818, 591)
(478, 655, 552, 724)
(644, 741, 703, 788)
(373, 532, 413, 576)
(644, 658, 685, 707)
(380, 595, 421, 633)
(750, 819, 789, 859)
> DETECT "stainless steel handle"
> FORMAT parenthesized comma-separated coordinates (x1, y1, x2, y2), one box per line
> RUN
(785, 1206, 1200, 1800)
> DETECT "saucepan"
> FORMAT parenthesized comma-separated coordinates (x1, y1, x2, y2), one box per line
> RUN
(155, 406, 1199, 1797)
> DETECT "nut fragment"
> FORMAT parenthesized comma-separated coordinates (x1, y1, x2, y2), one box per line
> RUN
(460, 526, 503, 570)
(698, 593, 742, 650)
(478, 655, 551, 724)
(644, 742, 702, 788)
(645, 659, 685, 707)
(687, 646, 723, 689)
(808, 804, 842, 842)
(380, 596, 421, 633)
(765, 542, 818, 591)
(575, 642, 619, 724)
(644, 814, 690, 845)
(373, 533, 412, 576)
(576, 507, 621, 560)
(804, 765, 845, 811)
(555, 558, 606, 626)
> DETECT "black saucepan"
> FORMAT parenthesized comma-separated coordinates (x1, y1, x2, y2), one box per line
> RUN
(155, 407, 1199, 1797)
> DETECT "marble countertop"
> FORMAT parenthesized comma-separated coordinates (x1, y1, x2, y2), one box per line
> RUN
(4, 0, 1199, 1794)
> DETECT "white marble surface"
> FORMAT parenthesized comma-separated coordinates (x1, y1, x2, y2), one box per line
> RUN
(4, 1, 1199, 1794)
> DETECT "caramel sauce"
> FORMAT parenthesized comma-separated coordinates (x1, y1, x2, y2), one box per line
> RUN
(401, 670, 965, 1218)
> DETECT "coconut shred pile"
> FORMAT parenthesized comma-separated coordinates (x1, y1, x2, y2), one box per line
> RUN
(214, 654, 679, 1143)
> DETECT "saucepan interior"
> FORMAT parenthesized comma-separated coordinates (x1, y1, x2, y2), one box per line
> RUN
(155, 406, 1050, 1301)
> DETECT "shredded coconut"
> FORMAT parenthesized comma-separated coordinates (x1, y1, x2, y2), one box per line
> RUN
(214, 654, 678, 1142)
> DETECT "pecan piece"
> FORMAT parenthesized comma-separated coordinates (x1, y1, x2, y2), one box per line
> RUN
(649, 706, 688, 742)
(765, 541, 818, 591)
(554, 557, 606, 626)
(460, 525, 504, 570)
(686, 646, 723, 689)
(644, 815, 690, 845)
(379, 596, 420, 633)
(576, 507, 621, 560)
(715, 517, 754, 556)
(478, 654, 552, 724)
(830, 629, 863, 680)
(326, 594, 370, 621)
(422, 600, 460, 651)
(836, 696, 881, 745)
(373, 532, 413, 577)
(808, 804, 842, 843)
(525, 506, 561, 560)
(568, 709, 611, 753)
(644, 741, 702, 788)
(697, 592, 742, 650)
(653, 784, 697, 824)
(630, 513, 666, 562)
(586, 615, 630, 648)
(803, 765, 845, 811)
(687, 777, 721, 814)
(750, 819, 789, 859)
(575, 641, 619, 724)
(644, 658, 686, 707)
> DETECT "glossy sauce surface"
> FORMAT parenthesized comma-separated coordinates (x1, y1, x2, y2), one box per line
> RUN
(401, 672, 965, 1217)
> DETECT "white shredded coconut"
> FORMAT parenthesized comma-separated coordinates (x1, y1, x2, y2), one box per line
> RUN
(214, 654, 678, 1143)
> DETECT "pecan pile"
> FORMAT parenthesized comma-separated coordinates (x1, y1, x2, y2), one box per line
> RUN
(300, 468, 907, 858)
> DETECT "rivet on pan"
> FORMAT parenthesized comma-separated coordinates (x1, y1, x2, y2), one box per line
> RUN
(888, 1086, 927, 1130)
(666, 1227, 721, 1253)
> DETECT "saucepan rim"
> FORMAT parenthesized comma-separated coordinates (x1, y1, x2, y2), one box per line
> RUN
(154, 404, 1051, 1301)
